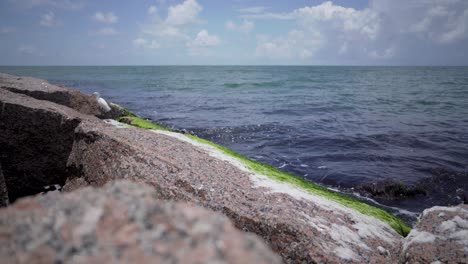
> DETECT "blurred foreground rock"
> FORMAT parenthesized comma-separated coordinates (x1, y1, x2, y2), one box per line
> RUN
(0, 180, 281, 264)
(402, 204, 468, 264)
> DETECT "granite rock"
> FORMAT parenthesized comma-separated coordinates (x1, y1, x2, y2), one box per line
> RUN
(0, 180, 281, 264)
(0, 73, 122, 119)
(402, 204, 468, 264)
(0, 88, 99, 201)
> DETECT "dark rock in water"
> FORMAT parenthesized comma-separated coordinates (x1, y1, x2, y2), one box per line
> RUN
(0, 88, 100, 202)
(0, 180, 282, 264)
(402, 204, 468, 263)
(358, 180, 426, 200)
(0, 163, 8, 207)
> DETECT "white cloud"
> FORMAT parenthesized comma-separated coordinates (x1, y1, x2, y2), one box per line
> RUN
(186, 30, 220, 56)
(148, 5, 157, 15)
(133, 38, 160, 49)
(40, 11, 58, 27)
(293, 1, 380, 40)
(9, 0, 83, 10)
(166, 0, 202, 26)
(93, 12, 118, 24)
(255, 30, 323, 60)
(0, 26, 15, 34)
(225, 20, 254, 33)
(140, 0, 203, 39)
(188, 30, 220, 47)
(370, 0, 468, 44)
(95, 27, 118, 36)
(247, 0, 468, 62)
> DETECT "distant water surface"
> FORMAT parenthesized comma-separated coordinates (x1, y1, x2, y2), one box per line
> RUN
(2, 66, 467, 217)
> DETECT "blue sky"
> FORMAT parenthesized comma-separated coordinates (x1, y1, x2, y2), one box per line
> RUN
(1, 0, 467, 65)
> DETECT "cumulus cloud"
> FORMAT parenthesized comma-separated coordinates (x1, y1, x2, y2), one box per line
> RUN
(225, 20, 254, 33)
(247, 0, 468, 62)
(93, 12, 118, 24)
(40, 11, 58, 27)
(186, 30, 220, 56)
(255, 30, 323, 60)
(370, 0, 468, 44)
(166, 0, 202, 26)
(188, 30, 220, 47)
(138, 0, 211, 56)
(293, 2, 380, 40)
(140, 0, 202, 39)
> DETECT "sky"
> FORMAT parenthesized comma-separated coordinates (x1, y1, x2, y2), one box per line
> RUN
(0, 0, 467, 65)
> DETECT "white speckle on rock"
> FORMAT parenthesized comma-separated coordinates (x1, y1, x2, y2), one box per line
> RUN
(104, 119, 129, 128)
(74, 206, 103, 237)
(334, 246, 359, 260)
(377, 246, 389, 256)
(403, 230, 437, 251)
(438, 212, 446, 217)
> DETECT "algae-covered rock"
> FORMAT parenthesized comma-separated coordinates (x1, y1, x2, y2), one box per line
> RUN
(0, 180, 281, 264)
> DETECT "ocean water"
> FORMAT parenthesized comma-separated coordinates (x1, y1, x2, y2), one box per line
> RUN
(2, 66, 467, 217)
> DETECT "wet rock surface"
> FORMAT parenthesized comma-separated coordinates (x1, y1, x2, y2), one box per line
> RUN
(402, 204, 468, 263)
(0, 180, 281, 264)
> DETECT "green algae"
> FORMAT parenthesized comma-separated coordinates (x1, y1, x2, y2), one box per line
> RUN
(186, 134, 411, 236)
(117, 116, 172, 131)
(110, 103, 137, 117)
(117, 114, 411, 236)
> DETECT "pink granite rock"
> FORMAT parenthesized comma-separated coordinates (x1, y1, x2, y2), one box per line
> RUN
(402, 204, 468, 264)
(0, 180, 281, 264)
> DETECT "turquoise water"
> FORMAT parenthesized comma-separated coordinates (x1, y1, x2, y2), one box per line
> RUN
(1, 66, 467, 214)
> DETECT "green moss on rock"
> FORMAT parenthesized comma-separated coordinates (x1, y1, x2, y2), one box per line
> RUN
(118, 115, 411, 236)
(117, 116, 172, 131)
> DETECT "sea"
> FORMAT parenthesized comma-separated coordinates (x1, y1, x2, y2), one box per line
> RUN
(2, 66, 467, 220)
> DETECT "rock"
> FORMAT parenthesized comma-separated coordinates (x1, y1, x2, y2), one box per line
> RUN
(357, 180, 426, 200)
(1, 73, 405, 263)
(0, 163, 8, 207)
(0, 180, 281, 264)
(65, 119, 404, 263)
(0, 73, 123, 119)
(0, 88, 99, 202)
(402, 204, 468, 263)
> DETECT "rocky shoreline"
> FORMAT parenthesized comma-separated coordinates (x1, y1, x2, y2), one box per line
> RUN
(0, 73, 466, 263)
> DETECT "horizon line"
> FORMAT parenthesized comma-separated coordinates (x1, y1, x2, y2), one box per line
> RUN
(1, 64, 468, 67)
